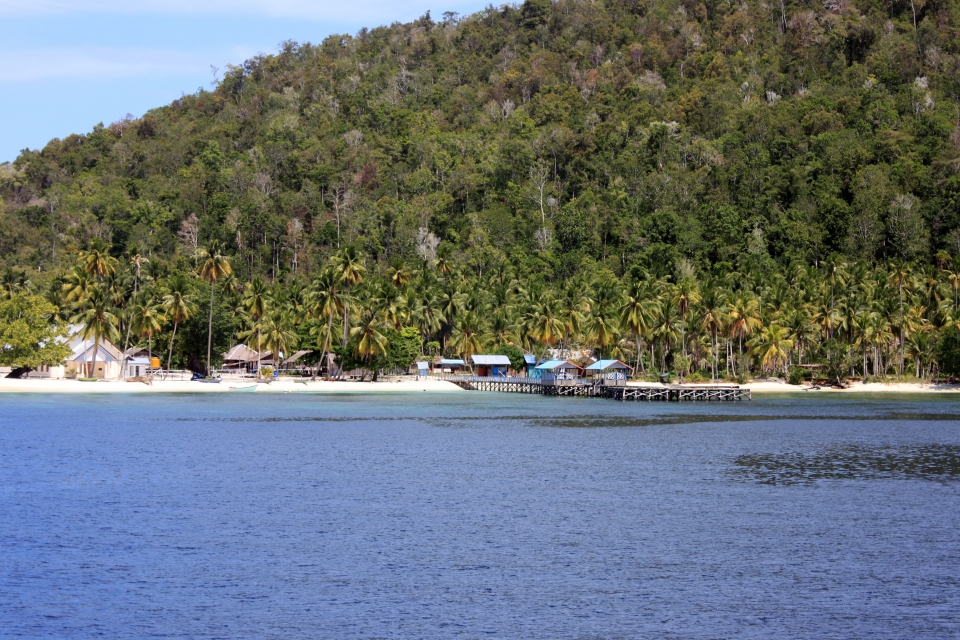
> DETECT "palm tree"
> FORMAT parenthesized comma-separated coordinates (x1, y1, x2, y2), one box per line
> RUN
(698, 283, 725, 379)
(748, 324, 793, 376)
(161, 274, 197, 374)
(71, 286, 120, 379)
(449, 311, 484, 364)
(725, 293, 762, 375)
(1, 268, 28, 300)
(308, 269, 343, 379)
(672, 276, 701, 357)
(350, 309, 390, 380)
(906, 329, 935, 379)
(241, 276, 270, 377)
(261, 309, 298, 375)
(80, 244, 118, 283)
(944, 268, 960, 312)
(889, 261, 910, 376)
(526, 296, 566, 358)
(389, 259, 411, 288)
(621, 281, 658, 375)
(652, 299, 680, 373)
(130, 297, 165, 380)
(62, 266, 95, 375)
(197, 242, 233, 375)
(585, 304, 620, 362)
(332, 247, 365, 348)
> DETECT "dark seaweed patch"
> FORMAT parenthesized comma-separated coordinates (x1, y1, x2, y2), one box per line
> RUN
(732, 445, 960, 485)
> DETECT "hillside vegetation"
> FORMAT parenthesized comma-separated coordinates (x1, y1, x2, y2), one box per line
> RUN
(2, 0, 960, 380)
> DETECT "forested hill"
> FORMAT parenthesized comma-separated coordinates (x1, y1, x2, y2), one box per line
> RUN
(2, 0, 960, 279)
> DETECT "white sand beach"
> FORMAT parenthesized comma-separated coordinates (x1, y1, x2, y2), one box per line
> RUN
(4, 376, 958, 395)
(742, 380, 960, 394)
(0, 377, 467, 394)
(619, 380, 960, 394)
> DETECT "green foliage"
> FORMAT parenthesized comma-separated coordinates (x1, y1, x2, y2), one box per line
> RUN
(788, 366, 805, 386)
(3, 0, 959, 277)
(491, 343, 526, 372)
(938, 327, 960, 378)
(335, 326, 421, 374)
(0, 293, 72, 368)
(821, 339, 856, 385)
(383, 327, 422, 371)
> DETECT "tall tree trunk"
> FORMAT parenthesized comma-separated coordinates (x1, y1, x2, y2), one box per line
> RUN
(324, 314, 335, 380)
(680, 315, 685, 357)
(206, 280, 215, 376)
(635, 337, 646, 375)
(91, 337, 99, 379)
(317, 322, 332, 381)
(166, 320, 179, 374)
(121, 278, 138, 379)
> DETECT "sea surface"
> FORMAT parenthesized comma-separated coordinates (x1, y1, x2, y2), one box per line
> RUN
(2, 391, 960, 639)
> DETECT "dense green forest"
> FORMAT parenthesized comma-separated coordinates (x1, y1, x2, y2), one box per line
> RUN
(3, 0, 960, 380)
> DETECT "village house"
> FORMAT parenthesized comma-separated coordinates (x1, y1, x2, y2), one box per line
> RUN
(534, 360, 584, 385)
(28, 324, 124, 379)
(585, 359, 633, 386)
(471, 354, 511, 377)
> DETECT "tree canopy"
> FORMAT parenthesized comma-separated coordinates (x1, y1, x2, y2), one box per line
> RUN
(0, 293, 72, 369)
(1, 0, 959, 277)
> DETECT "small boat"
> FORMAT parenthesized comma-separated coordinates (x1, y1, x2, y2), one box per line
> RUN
(77, 377, 98, 382)
(229, 384, 258, 392)
(191, 372, 221, 383)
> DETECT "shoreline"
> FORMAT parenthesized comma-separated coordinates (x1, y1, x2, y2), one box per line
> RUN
(1, 377, 958, 395)
(743, 380, 960, 394)
(0, 377, 468, 394)
(661, 380, 960, 394)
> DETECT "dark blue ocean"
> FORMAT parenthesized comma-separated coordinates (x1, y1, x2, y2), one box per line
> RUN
(2, 391, 959, 638)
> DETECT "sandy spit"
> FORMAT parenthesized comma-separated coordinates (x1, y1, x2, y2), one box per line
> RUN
(639, 380, 960, 394)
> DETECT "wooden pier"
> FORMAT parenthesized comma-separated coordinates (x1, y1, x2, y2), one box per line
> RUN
(442, 376, 750, 401)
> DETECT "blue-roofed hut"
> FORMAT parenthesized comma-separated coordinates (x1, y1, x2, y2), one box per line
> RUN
(535, 360, 584, 385)
(471, 354, 511, 377)
(523, 354, 538, 376)
(439, 358, 466, 373)
(585, 359, 633, 386)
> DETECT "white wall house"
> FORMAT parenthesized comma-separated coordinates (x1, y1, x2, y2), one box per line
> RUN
(27, 324, 124, 379)
(29, 363, 66, 379)
(65, 338, 124, 379)
(124, 357, 152, 379)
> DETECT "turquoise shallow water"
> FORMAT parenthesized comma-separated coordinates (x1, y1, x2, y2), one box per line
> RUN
(2, 391, 960, 638)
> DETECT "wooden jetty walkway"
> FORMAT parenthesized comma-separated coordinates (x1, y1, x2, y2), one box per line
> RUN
(442, 376, 750, 401)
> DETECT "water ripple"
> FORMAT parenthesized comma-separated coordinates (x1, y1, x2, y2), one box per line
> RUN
(732, 444, 960, 485)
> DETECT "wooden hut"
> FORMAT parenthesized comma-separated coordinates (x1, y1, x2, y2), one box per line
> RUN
(534, 360, 583, 385)
(585, 359, 633, 386)
(471, 354, 511, 377)
(438, 358, 466, 374)
(222, 344, 266, 371)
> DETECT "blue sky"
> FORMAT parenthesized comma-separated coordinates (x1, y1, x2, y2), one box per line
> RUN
(0, 0, 487, 163)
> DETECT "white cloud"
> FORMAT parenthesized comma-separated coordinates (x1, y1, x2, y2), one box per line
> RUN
(0, 47, 212, 82)
(0, 0, 454, 21)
